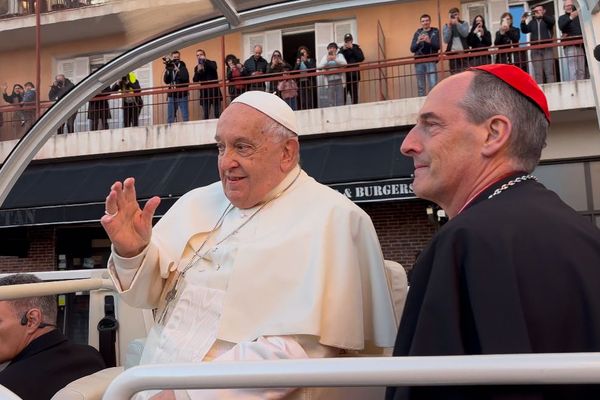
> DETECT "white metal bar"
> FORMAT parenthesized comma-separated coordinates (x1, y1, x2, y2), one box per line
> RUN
(103, 353, 600, 399)
(0, 278, 114, 300)
(0, 385, 23, 400)
(0, 269, 96, 280)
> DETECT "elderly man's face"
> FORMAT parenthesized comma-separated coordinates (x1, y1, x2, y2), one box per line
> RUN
(564, 0, 575, 12)
(215, 103, 295, 209)
(401, 73, 485, 208)
(0, 301, 28, 363)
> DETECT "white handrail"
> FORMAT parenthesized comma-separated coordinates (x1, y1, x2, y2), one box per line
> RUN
(103, 353, 600, 399)
(0, 278, 114, 300)
(0, 385, 22, 400)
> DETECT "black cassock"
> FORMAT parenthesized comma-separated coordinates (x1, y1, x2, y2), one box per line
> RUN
(0, 329, 105, 400)
(386, 173, 600, 400)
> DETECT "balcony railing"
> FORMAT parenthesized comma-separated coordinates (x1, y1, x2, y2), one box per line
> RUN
(0, 0, 108, 19)
(0, 37, 588, 142)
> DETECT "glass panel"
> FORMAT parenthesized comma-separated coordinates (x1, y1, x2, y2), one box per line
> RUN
(534, 163, 588, 212)
(590, 162, 600, 210)
(596, 215, 600, 229)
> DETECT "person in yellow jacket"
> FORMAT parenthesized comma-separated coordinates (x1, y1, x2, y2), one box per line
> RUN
(111, 72, 143, 127)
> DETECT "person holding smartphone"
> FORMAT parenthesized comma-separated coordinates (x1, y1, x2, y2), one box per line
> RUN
(293, 46, 317, 109)
(317, 42, 347, 107)
(466, 15, 492, 66)
(558, 0, 585, 81)
(494, 12, 523, 68)
(442, 7, 470, 74)
(521, 4, 556, 83)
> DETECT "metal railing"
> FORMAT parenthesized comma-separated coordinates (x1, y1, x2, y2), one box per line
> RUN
(102, 353, 600, 399)
(0, 37, 587, 142)
(0, 0, 108, 19)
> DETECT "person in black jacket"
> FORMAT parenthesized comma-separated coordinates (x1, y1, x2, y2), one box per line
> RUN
(163, 50, 190, 123)
(521, 4, 556, 83)
(243, 45, 268, 91)
(193, 49, 222, 120)
(494, 12, 523, 68)
(0, 274, 105, 400)
(339, 33, 365, 105)
(49, 74, 76, 134)
(87, 86, 112, 131)
(410, 14, 440, 97)
(1, 83, 24, 127)
(466, 15, 492, 66)
(558, 0, 585, 81)
(111, 72, 143, 128)
(386, 63, 600, 400)
(293, 46, 317, 109)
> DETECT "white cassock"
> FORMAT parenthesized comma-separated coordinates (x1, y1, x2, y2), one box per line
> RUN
(109, 165, 396, 399)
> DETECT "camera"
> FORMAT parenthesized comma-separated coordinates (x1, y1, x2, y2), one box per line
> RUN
(162, 56, 176, 70)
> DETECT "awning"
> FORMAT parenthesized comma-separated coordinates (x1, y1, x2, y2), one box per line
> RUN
(0, 129, 413, 227)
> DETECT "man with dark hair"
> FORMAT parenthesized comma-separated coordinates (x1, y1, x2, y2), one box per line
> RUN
(410, 14, 440, 96)
(339, 33, 364, 104)
(443, 7, 469, 74)
(521, 4, 556, 83)
(192, 49, 222, 120)
(163, 50, 190, 123)
(386, 64, 600, 400)
(0, 274, 105, 400)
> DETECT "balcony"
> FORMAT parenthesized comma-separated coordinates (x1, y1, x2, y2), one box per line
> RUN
(0, 37, 594, 162)
(0, 0, 218, 52)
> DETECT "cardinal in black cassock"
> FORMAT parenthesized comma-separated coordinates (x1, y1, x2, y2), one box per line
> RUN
(386, 64, 600, 400)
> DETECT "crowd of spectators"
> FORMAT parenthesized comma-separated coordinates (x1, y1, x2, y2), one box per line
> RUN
(0, 2, 587, 136)
(411, 1, 584, 96)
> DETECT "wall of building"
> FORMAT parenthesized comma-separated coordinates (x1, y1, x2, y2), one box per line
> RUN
(362, 199, 437, 278)
(0, 227, 55, 273)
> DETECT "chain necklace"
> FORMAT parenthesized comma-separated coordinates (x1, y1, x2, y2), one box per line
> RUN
(156, 168, 302, 325)
(487, 174, 537, 200)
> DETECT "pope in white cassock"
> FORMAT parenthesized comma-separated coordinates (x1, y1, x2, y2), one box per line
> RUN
(101, 90, 396, 400)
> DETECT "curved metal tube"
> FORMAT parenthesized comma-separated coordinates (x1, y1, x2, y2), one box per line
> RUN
(103, 353, 600, 399)
(0, 278, 114, 300)
(0, 0, 398, 207)
(0, 385, 23, 400)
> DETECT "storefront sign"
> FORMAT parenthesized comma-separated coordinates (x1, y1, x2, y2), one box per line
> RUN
(330, 178, 415, 203)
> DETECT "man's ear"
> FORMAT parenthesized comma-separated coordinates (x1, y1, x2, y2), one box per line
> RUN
(23, 308, 43, 333)
(482, 115, 511, 157)
(281, 137, 300, 172)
